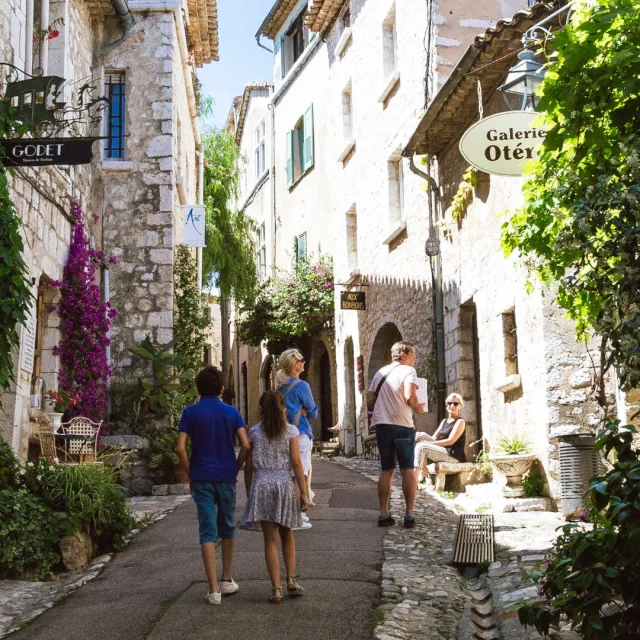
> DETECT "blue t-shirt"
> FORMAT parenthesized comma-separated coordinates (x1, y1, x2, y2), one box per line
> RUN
(279, 377, 318, 441)
(178, 396, 245, 483)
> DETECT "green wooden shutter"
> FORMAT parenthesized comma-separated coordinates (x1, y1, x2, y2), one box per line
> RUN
(285, 130, 294, 186)
(296, 232, 307, 262)
(303, 105, 314, 171)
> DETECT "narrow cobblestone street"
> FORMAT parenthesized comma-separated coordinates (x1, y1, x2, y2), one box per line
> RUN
(1, 455, 574, 640)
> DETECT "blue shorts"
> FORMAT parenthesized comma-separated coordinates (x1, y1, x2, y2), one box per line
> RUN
(375, 424, 416, 471)
(191, 481, 237, 544)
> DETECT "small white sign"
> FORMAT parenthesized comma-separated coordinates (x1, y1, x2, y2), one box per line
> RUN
(181, 205, 206, 247)
(459, 111, 547, 177)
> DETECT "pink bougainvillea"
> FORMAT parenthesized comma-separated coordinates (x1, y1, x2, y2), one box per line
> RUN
(51, 201, 116, 423)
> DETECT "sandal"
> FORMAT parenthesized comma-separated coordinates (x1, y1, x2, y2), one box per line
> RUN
(269, 585, 283, 604)
(286, 575, 305, 596)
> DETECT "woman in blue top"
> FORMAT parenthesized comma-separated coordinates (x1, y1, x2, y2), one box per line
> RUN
(275, 348, 318, 528)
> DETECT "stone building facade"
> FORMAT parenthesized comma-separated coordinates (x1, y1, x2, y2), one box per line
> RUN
(223, 0, 531, 451)
(402, 2, 610, 502)
(0, 0, 218, 457)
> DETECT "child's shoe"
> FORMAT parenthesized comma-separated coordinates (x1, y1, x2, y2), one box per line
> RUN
(286, 575, 305, 597)
(220, 579, 239, 595)
(205, 591, 222, 605)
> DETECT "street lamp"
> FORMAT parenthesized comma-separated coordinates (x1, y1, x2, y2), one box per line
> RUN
(498, 50, 545, 111)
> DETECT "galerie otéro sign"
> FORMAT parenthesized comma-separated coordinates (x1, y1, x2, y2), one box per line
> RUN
(459, 111, 546, 177)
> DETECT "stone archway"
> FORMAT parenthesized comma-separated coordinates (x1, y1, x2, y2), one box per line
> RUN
(368, 322, 402, 383)
(306, 339, 335, 441)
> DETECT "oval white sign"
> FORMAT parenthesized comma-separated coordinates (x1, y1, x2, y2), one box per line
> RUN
(459, 111, 546, 177)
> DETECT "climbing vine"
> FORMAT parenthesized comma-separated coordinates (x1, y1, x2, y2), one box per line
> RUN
(501, 0, 640, 394)
(238, 254, 334, 351)
(0, 102, 32, 402)
(450, 166, 478, 223)
(52, 202, 116, 422)
(173, 245, 210, 374)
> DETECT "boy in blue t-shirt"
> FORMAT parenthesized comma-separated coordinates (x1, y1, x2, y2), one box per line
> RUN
(176, 366, 250, 605)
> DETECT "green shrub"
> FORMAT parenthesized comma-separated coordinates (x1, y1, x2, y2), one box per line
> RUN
(497, 434, 531, 455)
(44, 464, 135, 551)
(522, 466, 545, 498)
(519, 422, 640, 639)
(0, 438, 20, 490)
(0, 490, 61, 580)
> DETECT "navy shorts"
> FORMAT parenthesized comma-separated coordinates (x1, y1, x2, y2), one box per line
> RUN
(375, 424, 416, 471)
(192, 481, 237, 544)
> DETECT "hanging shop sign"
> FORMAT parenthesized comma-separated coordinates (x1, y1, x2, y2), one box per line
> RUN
(340, 291, 366, 311)
(0, 138, 101, 167)
(0, 62, 108, 166)
(459, 111, 546, 177)
(182, 205, 206, 247)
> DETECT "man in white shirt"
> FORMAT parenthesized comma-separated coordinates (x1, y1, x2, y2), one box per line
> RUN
(367, 341, 424, 529)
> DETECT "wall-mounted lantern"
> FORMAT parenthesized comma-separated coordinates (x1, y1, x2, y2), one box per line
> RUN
(497, 50, 545, 111)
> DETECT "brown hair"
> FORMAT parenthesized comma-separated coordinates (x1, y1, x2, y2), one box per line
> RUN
(259, 391, 288, 441)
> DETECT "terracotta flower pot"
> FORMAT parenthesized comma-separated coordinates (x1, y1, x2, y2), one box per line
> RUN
(489, 453, 536, 498)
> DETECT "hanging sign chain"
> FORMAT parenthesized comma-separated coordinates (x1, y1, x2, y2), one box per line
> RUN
(477, 79, 484, 120)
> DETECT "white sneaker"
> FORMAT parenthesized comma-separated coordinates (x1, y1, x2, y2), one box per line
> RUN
(205, 591, 222, 605)
(301, 513, 310, 523)
(220, 579, 239, 595)
(293, 521, 313, 530)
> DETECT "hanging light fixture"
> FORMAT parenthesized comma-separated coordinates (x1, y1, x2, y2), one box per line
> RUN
(498, 50, 545, 111)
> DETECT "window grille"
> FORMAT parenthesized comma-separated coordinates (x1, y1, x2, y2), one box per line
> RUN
(104, 72, 126, 159)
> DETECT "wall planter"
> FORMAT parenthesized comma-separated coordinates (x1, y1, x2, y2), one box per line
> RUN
(47, 411, 64, 434)
(489, 453, 536, 498)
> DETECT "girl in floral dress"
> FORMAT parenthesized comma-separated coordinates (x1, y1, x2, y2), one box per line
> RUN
(240, 391, 308, 603)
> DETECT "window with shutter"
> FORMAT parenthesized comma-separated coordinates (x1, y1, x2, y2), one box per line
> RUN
(303, 105, 314, 171)
(296, 232, 307, 262)
(286, 130, 294, 186)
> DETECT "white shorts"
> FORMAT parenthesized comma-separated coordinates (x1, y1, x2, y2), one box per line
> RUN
(298, 433, 313, 476)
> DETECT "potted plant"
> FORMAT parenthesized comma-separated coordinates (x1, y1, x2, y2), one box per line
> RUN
(489, 434, 536, 498)
(46, 389, 79, 434)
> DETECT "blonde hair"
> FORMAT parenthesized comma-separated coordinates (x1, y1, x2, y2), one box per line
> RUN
(446, 393, 464, 407)
(274, 348, 304, 389)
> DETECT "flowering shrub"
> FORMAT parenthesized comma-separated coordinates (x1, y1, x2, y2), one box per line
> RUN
(238, 254, 334, 350)
(51, 201, 116, 423)
(46, 389, 80, 414)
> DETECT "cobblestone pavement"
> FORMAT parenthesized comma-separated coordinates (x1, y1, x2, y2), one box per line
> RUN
(0, 495, 190, 639)
(330, 456, 576, 640)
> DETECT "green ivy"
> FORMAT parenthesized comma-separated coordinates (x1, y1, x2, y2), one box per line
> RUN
(501, 0, 640, 393)
(450, 166, 478, 223)
(0, 102, 32, 402)
(238, 254, 334, 350)
(174, 246, 210, 374)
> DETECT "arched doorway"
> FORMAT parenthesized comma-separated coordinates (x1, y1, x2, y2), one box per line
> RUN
(343, 338, 357, 453)
(368, 322, 402, 383)
(306, 339, 335, 441)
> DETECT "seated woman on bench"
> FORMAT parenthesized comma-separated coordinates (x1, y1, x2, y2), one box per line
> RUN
(415, 393, 466, 485)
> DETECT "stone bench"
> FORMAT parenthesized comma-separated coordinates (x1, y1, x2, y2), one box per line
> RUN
(425, 461, 476, 492)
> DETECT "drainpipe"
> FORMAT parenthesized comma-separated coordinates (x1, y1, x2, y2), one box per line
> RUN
(255, 35, 274, 54)
(39, 0, 50, 73)
(408, 156, 446, 421)
(197, 144, 204, 291)
(268, 92, 276, 273)
(25, 0, 34, 73)
(101, 0, 134, 55)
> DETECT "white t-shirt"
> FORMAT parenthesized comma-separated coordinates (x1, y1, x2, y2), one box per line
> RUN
(368, 363, 418, 429)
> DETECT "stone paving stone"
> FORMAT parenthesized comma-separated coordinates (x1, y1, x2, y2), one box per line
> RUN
(0, 495, 190, 639)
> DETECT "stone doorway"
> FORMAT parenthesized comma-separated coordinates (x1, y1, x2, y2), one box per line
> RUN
(319, 350, 333, 441)
(458, 301, 482, 461)
(260, 354, 275, 395)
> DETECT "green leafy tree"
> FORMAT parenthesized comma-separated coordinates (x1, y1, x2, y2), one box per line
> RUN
(501, 0, 640, 393)
(0, 103, 32, 402)
(174, 245, 210, 373)
(201, 128, 257, 303)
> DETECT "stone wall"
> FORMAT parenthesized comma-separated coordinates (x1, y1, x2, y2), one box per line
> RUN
(0, 0, 98, 457)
